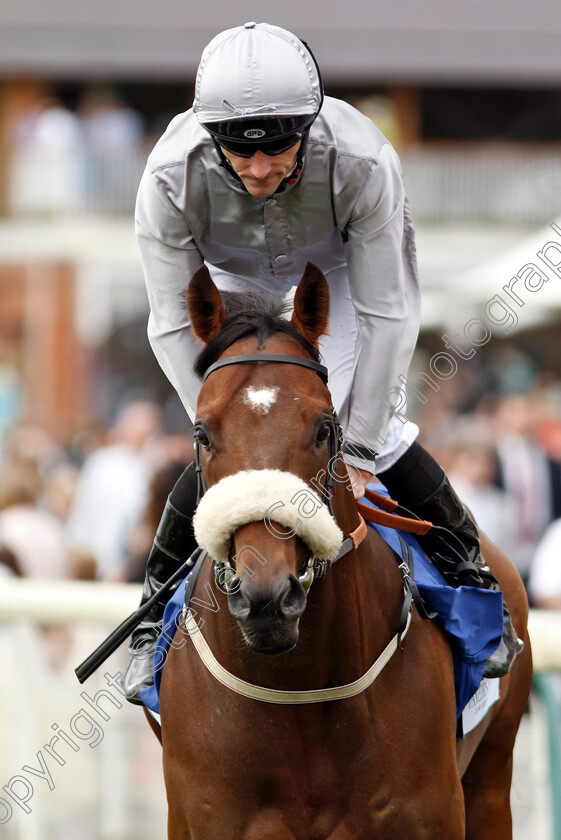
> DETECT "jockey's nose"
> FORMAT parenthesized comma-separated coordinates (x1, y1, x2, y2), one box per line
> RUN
(247, 150, 274, 179)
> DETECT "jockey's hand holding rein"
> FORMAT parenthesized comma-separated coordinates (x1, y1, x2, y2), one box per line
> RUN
(347, 466, 376, 500)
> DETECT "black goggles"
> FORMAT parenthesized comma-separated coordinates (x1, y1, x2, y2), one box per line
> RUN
(216, 133, 303, 158)
(203, 114, 314, 158)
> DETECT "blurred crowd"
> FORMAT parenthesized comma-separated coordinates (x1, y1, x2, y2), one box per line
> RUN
(412, 348, 561, 609)
(8, 85, 146, 216)
(0, 399, 193, 588)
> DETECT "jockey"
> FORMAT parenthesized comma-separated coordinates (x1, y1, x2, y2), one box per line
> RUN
(122, 22, 523, 704)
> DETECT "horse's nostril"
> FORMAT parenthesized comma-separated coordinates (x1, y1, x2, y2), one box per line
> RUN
(227, 582, 252, 620)
(279, 575, 307, 619)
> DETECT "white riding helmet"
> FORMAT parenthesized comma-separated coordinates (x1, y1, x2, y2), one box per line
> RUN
(193, 22, 323, 156)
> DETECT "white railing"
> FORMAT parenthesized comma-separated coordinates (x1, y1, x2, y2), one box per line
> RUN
(0, 579, 560, 840)
(401, 144, 561, 224)
(0, 579, 141, 625)
(8, 149, 146, 218)
(0, 580, 162, 840)
(527, 609, 561, 671)
(1, 578, 559, 666)
(6, 144, 561, 223)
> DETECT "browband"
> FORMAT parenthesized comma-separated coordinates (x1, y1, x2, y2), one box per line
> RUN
(202, 353, 329, 384)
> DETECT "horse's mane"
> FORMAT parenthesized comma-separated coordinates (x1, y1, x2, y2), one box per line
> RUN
(193, 290, 320, 379)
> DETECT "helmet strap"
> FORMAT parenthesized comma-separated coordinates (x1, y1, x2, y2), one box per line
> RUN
(213, 139, 244, 185)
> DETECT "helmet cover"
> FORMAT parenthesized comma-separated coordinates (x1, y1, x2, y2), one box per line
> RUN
(193, 22, 323, 125)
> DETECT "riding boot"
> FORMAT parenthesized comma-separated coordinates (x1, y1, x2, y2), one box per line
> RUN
(410, 476, 524, 679)
(121, 497, 198, 705)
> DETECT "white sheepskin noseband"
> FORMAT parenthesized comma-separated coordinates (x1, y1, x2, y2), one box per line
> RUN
(193, 469, 343, 566)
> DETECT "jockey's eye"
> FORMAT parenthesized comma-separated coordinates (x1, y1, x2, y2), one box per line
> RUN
(194, 425, 211, 450)
(315, 420, 331, 446)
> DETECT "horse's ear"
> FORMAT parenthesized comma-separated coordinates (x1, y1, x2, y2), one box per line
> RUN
(186, 265, 227, 344)
(291, 262, 330, 347)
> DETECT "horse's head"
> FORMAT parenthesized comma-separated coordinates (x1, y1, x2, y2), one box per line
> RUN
(187, 263, 351, 654)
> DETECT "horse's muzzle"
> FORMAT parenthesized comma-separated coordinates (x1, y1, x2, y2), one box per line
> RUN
(227, 572, 307, 654)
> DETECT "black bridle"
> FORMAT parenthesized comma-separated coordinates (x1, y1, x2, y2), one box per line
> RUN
(194, 352, 343, 514)
(202, 353, 329, 385)
(74, 355, 419, 685)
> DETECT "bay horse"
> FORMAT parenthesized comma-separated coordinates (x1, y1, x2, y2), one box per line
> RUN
(151, 263, 532, 840)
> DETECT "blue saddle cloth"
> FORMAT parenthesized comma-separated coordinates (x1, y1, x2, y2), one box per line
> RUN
(141, 486, 503, 723)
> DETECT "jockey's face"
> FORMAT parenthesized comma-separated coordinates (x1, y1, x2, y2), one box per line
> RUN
(219, 141, 301, 197)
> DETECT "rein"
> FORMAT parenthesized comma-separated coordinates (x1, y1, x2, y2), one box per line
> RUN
(74, 351, 430, 686)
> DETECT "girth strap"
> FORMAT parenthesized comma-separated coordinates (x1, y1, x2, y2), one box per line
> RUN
(393, 535, 437, 630)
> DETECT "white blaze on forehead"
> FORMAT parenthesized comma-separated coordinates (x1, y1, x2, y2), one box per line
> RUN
(243, 386, 279, 414)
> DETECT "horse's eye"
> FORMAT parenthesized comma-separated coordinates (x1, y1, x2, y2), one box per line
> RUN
(194, 426, 211, 450)
(315, 421, 331, 446)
